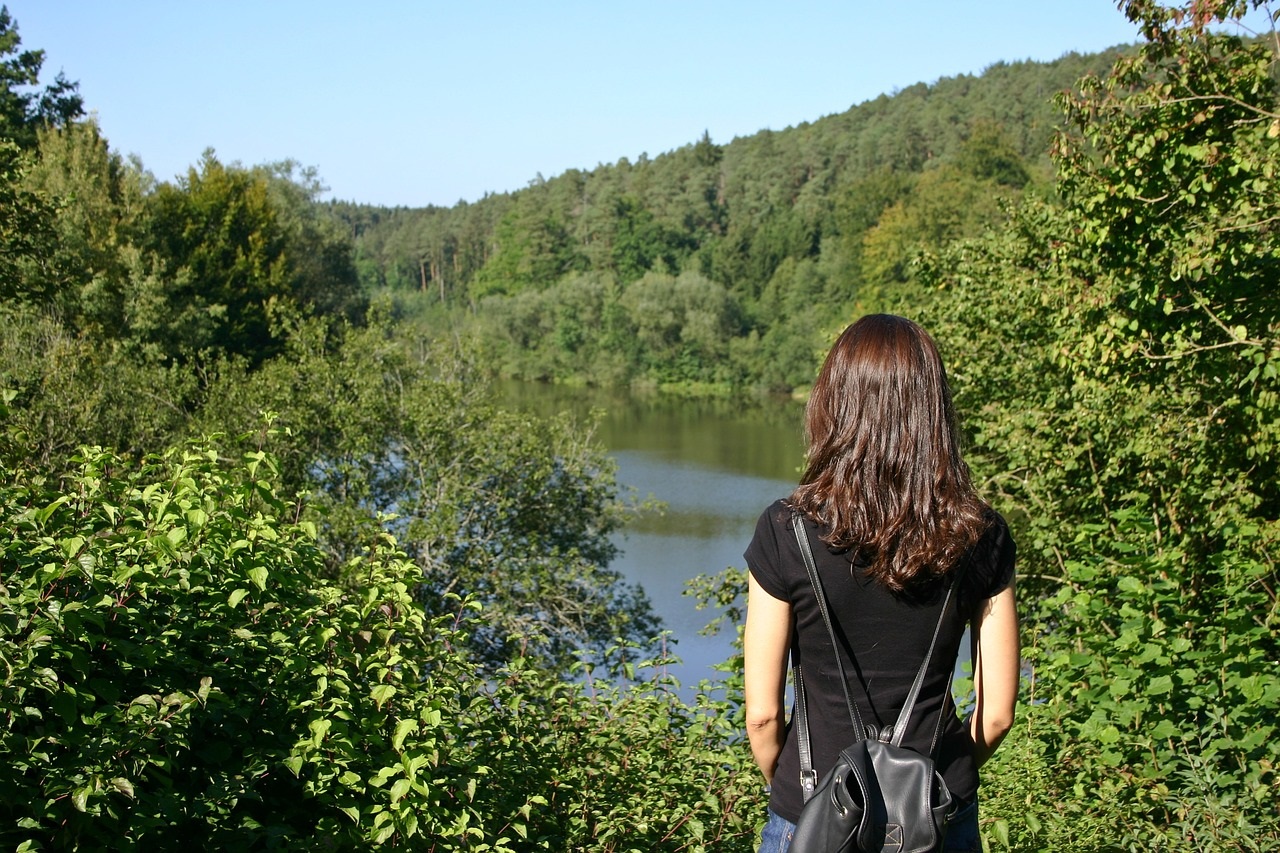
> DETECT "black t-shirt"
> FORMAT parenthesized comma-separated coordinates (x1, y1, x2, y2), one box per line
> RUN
(744, 499, 1016, 824)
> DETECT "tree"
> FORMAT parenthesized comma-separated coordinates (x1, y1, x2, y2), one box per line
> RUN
(192, 313, 662, 673)
(0, 138, 57, 301)
(0, 5, 82, 148)
(20, 119, 148, 334)
(610, 195, 686, 281)
(140, 151, 292, 364)
(257, 160, 366, 323)
(860, 162, 1019, 297)
(0, 435, 760, 849)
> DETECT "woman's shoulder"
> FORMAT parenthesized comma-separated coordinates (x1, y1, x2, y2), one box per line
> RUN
(967, 508, 1016, 598)
(978, 508, 1015, 556)
(763, 497, 795, 523)
(745, 498, 802, 601)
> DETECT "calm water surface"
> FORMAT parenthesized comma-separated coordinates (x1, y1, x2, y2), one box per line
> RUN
(493, 382, 805, 689)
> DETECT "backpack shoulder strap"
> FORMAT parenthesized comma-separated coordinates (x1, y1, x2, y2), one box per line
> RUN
(791, 513, 966, 798)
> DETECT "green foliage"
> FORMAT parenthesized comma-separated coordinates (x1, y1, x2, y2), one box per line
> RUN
(191, 311, 661, 674)
(140, 150, 293, 364)
(0, 440, 430, 846)
(9, 130, 365, 371)
(0, 311, 198, 470)
(446, 650, 761, 851)
(1039, 513, 1277, 849)
(470, 189, 584, 300)
(7, 3, 1280, 846)
(0, 437, 760, 850)
(257, 160, 366, 325)
(860, 163, 1019, 297)
(20, 119, 149, 332)
(0, 138, 58, 302)
(0, 6, 82, 148)
(904, 4, 1280, 846)
(335, 50, 1098, 392)
(473, 269, 749, 388)
(611, 194, 690, 281)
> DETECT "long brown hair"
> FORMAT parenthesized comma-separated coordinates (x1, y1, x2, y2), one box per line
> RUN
(790, 314, 989, 590)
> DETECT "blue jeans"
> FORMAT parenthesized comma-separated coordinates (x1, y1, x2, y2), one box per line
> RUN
(758, 799, 980, 852)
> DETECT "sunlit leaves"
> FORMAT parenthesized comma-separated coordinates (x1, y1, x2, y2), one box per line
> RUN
(907, 3, 1280, 848)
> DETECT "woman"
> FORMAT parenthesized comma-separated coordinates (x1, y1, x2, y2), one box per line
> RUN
(743, 315, 1019, 852)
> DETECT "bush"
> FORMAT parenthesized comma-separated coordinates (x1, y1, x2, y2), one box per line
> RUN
(0, 441, 432, 846)
(0, 437, 762, 849)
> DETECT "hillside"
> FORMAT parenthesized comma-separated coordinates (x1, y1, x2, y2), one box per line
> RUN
(333, 47, 1124, 390)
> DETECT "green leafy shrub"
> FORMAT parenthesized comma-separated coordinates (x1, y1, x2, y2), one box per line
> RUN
(0, 436, 761, 849)
(906, 3, 1280, 847)
(0, 441, 433, 847)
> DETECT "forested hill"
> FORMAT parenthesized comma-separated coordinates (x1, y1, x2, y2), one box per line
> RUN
(332, 47, 1124, 391)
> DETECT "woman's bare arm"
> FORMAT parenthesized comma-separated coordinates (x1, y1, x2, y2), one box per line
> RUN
(969, 581, 1019, 767)
(744, 573, 792, 784)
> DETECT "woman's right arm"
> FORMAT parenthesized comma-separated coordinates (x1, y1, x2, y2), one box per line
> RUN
(969, 581, 1019, 768)
(744, 572, 792, 784)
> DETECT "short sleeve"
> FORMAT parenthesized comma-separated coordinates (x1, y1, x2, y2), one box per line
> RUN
(972, 511, 1016, 601)
(744, 500, 790, 602)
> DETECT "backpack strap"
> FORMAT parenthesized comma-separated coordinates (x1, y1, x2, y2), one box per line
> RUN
(791, 513, 966, 800)
(792, 663, 818, 800)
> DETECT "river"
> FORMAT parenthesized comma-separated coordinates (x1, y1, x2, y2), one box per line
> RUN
(492, 381, 805, 692)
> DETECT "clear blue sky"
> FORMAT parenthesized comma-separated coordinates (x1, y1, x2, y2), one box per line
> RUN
(8, 2, 1271, 207)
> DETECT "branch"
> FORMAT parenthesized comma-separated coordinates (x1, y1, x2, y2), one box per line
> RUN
(1020, 572, 1078, 588)
(1140, 286, 1267, 361)
(1216, 214, 1280, 233)
(1141, 337, 1264, 360)
(1144, 92, 1280, 123)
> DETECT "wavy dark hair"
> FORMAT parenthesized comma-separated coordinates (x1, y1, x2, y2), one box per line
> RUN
(790, 314, 989, 590)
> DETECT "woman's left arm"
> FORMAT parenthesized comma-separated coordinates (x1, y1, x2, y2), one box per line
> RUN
(744, 572, 792, 784)
(969, 582, 1019, 768)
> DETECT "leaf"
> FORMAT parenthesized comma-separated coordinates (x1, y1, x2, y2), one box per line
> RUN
(60, 535, 85, 558)
(392, 718, 418, 752)
(992, 818, 1010, 848)
(110, 778, 135, 799)
(370, 684, 395, 709)
(228, 588, 250, 609)
(34, 495, 71, 526)
(248, 566, 268, 591)
(309, 718, 332, 745)
(1116, 576, 1145, 595)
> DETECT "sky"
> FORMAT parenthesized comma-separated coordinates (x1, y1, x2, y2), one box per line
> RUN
(7, 1, 1273, 208)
